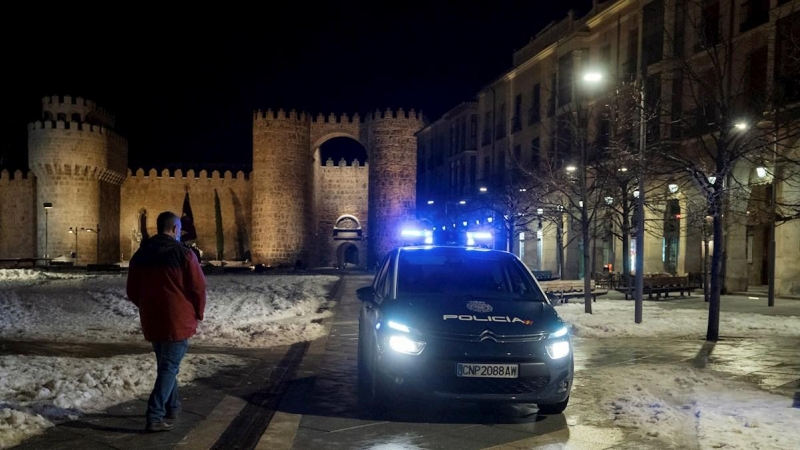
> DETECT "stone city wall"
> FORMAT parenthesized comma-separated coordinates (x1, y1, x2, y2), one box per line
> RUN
(0, 170, 36, 259)
(121, 169, 252, 262)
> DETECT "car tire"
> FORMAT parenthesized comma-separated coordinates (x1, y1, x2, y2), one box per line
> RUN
(356, 336, 367, 386)
(537, 396, 569, 415)
(358, 351, 389, 417)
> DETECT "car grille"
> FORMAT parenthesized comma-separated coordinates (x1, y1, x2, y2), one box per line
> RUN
(425, 329, 546, 343)
(430, 376, 550, 395)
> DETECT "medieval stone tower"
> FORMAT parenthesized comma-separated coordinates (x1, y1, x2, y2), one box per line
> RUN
(27, 96, 128, 265)
(251, 108, 424, 267)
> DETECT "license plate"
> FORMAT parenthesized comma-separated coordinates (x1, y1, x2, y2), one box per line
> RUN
(456, 363, 519, 378)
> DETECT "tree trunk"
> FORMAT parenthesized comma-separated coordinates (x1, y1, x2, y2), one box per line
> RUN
(707, 194, 724, 341)
(583, 209, 593, 314)
(556, 216, 564, 279)
(214, 189, 224, 261)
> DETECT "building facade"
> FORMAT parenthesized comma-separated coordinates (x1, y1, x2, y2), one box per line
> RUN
(419, 0, 800, 295)
(0, 97, 424, 269)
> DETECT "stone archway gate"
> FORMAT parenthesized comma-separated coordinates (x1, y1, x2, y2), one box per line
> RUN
(251, 108, 425, 268)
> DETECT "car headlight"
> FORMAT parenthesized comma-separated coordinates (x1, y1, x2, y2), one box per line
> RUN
(389, 335, 426, 355)
(383, 320, 426, 355)
(545, 341, 570, 359)
(545, 326, 570, 359)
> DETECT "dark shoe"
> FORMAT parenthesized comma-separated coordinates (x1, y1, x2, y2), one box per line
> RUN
(165, 408, 181, 420)
(145, 421, 174, 432)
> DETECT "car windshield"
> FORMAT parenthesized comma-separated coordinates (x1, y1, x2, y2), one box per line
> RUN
(396, 248, 546, 301)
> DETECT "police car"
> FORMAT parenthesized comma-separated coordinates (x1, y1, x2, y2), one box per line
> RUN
(356, 234, 573, 414)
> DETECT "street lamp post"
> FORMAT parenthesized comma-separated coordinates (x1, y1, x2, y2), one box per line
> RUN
(43, 203, 52, 264)
(82, 224, 100, 265)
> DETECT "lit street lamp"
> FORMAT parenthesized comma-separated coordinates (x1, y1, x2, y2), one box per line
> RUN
(43, 203, 52, 264)
(82, 224, 100, 265)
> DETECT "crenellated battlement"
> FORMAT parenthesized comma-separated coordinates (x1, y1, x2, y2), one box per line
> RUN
(313, 112, 364, 124)
(41, 95, 116, 128)
(126, 168, 251, 181)
(368, 108, 424, 121)
(0, 169, 35, 182)
(28, 120, 128, 145)
(254, 108, 424, 123)
(253, 108, 312, 122)
(322, 158, 369, 168)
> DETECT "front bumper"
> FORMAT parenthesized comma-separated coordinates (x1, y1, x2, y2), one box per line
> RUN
(375, 336, 573, 403)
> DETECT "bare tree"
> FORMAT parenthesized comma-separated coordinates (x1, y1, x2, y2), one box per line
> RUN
(656, 0, 800, 341)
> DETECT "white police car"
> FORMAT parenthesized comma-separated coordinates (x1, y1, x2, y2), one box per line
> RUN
(356, 244, 573, 414)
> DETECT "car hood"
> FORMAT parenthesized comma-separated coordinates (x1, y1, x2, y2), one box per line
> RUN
(382, 295, 564, 336)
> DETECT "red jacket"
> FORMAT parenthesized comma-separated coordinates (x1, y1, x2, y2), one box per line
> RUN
(127, 234, 207, 342)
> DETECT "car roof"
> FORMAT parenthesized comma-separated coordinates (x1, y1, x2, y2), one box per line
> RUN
(396, 245, 513, 256)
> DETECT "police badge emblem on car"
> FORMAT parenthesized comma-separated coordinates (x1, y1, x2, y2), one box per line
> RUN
(466, 300, 493, 313)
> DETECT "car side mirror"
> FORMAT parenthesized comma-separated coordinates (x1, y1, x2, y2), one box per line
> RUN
(356, 286, 375, 303)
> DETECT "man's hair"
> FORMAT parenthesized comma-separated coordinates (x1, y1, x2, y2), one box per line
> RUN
(157, 211, 180, 234)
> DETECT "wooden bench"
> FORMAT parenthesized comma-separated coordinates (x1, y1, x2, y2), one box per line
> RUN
(532, 270, 559, 281)
(539, 279, 609, 303)
(616, 276, 700, 299)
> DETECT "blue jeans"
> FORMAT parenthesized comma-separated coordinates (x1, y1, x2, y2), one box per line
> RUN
(146, 340, 188, 423)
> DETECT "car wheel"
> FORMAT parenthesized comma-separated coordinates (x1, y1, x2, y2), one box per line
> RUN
(537, 396, 569, 415)
(356, 336, 367, 384)
(358, 350, 389, 416)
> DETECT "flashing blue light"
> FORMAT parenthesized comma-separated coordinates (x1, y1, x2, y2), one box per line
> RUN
(468, 232, 493, 240)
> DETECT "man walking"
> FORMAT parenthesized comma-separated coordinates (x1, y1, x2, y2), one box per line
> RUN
(127, 211, 207, 432)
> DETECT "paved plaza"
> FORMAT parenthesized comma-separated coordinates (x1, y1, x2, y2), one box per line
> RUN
(4, 273, 799, 449)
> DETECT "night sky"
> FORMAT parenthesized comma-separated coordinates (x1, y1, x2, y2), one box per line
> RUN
(2, 1, 590, 173)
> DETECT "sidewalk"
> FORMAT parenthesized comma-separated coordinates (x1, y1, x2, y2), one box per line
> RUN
(599, 288, 800, 317)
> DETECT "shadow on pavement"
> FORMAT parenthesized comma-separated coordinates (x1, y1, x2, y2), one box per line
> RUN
(279, 373, 569, 429)
(59, 418, 147, 435)
(692, 340, 717, 369)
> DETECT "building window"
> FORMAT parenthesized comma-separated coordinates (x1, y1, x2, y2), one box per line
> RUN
(558, 53, 574, 105)
(483, 156, 491, 180)
(623, 28, 639, 78)
(645, 74, 662, 142)
(696, 0, 720, 51)
(512, 94, 522, 132)
(740, 0, 770, 33)
(673, 0, 686, 57)
(531, 137, 541, 172)
(482, 112, 492, 145)
(745, 46, 768, 113)
(775, 11, 800, 104)
(528, 83, 541, 125)
(670, 71, 684, 138)
(642, 0, 664, 69)
(513, 144, 521, 163)
(547, 74, 557, 117)
(496, 103, 507, 139)
(470, 114, 477, 138)
(470, 155, 476, 187)
(449, 126, 455, 157)
(497, 150, 506, 174)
